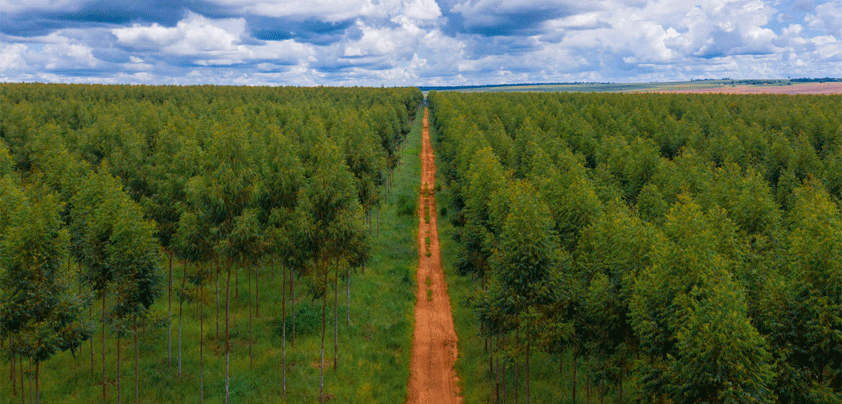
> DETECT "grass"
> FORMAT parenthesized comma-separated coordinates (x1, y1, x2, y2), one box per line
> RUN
(21, 107, 424, 403)
(430, 108, 638, 404)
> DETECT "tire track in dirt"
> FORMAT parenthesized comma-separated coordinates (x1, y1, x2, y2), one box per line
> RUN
(407, 107, 461, 404)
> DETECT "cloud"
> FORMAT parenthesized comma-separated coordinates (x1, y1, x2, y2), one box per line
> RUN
(0, 0, 840, 86)
(806, 2, 842, 39)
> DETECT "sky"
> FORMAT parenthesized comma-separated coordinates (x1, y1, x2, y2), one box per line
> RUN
(1, 0, 840, 86)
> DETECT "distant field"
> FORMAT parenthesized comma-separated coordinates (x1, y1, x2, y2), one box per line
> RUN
(421, 79, 842, 95)
(658, 82, 842, 95)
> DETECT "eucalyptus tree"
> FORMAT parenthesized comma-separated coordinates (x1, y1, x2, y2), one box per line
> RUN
(187, 121, 256, 404)
(173, 211, 214, 399)
(630, 195, 773, 403)
(757, 179, 842, 402)
(574, 200, 655, 403)
(484, 180, 558, 404)
(71, 169, 161, 402)
(0, 177, 91, 404)
(296, 140, 367, 403)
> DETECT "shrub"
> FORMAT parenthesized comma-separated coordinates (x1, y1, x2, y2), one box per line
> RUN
(396, 193, 417, 216)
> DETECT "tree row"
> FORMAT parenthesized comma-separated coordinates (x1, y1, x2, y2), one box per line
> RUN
(428, 90, 842, 403)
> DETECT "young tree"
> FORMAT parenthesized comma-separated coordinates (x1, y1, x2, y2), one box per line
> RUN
(0, 179, 92, 404)
(486, 180, 558, 404)
(630, 195, 774, 403)
(296, 140, 367, 403)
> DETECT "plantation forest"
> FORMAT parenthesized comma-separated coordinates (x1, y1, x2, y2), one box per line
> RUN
(1, 83, 841, 403)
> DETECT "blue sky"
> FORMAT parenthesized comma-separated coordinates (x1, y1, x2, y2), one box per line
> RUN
(1, 0, 840, 86)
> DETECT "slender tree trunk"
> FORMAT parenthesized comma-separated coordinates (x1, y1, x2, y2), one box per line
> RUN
(216, 266, 220, 340)
(291, 269, 296, 346)
(488, 336, 492, 374)
(560, 354, 563, 375)
(117, 335, 121, 404)
(225, 261, 231, 404)
(102, 294, 107, 400)
(28, 359, 31, 404)
(572, 352, 578, 403)
(199, 268, 204, 404)
(282, 264, 287, 398)
(495, 336, 500, 403)
(10, 337, 15, 395)
(179, 263, 187, 378)
(618, 373, 623, 404)
(135, 329, 139, 404)
(168, 253, 173, 366)
(601, 379, 605, 404)
(515, 330, 519, 404)
(334, 262, 339, 372)
(19, 355, 23, 404)
(586, 376, 590, 404)
(18, 355, 26, 404)
(526, 340, 530, 404)
(256, 266, 260, 318)
(346, 268, 351, 327)
(89, 304, 94, 374)
(501, 338, 506, 404)
(319, 267, 327, 404)
(249, 264, 253, 369)
(34, 361, 39, 404)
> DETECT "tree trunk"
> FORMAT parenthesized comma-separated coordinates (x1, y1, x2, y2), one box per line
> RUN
(102, 294, 107, 400)
(249, 264, 253, 369)
(28, 359, 31, 404)
(216, 266, 220, 340)
(282, 264, 287, 398)
(346, 268, 351, 327)
(235, 266, 239, 301)
(291, 269, 296, 346)
(601, 379, 605, 404)
(618, 372, 623, 404)
(199, 268, 204, 404)
(179, 263, 187, 378)
(17, 355, 26, 404)
(495, 336, 500, 403)
(135, 329, 139, 404)
(319, 267, 327, 404)
(10, 337, 15, 395)
(34, 360, 39, 404)
(572, 352, 578, 403)
(501, 340, 506, 404)
(168, 253, 173, 366)
(488, 336, 492, 374)
(256, 266, 260, 318)
(225, 261, 231, 404)
(526, 340, 530, 404)
(515, 330, 519, 404)
(334, 262, 339, 372)
(89, 304, 94, 374)
(19, 355, 23, 404)
(117, 335, 121, 404)
(586, 376, 590, 404)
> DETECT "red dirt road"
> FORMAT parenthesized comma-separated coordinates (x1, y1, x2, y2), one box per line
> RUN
(407, 108, 461, 404)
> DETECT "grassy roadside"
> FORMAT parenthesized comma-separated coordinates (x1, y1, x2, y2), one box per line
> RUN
(26, 108, 424, 403)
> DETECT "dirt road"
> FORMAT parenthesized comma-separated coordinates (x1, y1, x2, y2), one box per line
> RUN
(407, 108, 461, 404)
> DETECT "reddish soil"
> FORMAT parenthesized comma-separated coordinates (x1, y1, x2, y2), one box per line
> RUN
(664, 82, 842, 95)
(407, 108, 461, 404)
